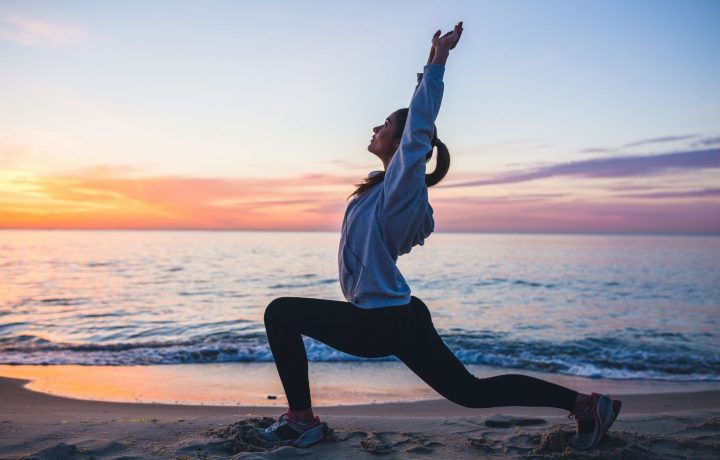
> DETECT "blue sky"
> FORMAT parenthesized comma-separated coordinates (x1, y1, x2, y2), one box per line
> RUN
(1, 0, 719, 233)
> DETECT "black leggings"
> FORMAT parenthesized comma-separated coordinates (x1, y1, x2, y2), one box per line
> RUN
(264, 296, 577, 412)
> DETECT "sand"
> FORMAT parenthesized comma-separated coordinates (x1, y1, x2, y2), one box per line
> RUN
(1, 376, 719, 459)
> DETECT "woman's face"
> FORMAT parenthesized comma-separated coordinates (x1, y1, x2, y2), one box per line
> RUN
(367, 113, 400, 164)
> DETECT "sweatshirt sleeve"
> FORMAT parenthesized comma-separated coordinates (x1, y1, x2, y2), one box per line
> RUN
(381, 64, 445, 217)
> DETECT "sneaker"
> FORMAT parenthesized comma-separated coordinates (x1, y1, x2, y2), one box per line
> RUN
(256, 412, 326, 448)
(568, 392, 622, 450)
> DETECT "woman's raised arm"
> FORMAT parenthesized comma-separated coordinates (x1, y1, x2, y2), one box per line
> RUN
(380, 22, 463, 222)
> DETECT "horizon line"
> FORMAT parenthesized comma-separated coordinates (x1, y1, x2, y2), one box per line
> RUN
(1, 227, 718, 237)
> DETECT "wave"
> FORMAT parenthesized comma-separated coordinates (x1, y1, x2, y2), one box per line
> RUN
(1, 330, 718, 381)
(472, 277, 561, 289)
(268, 279, 336, 289)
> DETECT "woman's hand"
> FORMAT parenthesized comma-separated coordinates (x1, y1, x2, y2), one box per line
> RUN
(429, 21, 463, 66)
(433, 21, 464, 52)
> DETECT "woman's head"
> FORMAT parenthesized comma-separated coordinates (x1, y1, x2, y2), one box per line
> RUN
(367, 109, 409, 165)
(351, 108, 450, 198)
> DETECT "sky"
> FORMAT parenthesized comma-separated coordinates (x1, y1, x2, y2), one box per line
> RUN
(1, 0, 719, 233)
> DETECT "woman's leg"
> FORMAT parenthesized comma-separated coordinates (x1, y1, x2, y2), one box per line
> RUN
(263, 297, 412, 413)
(395, 297, 579, 411)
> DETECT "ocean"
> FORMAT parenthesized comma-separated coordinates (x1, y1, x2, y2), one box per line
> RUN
(1, 230, 719, 384)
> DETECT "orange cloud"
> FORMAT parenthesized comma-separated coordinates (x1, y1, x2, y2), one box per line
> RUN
(0, 170, 354, 231)
(1, 167, 718, 234)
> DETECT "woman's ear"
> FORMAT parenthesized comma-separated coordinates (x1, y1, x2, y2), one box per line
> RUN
(393, 139, 401, 151)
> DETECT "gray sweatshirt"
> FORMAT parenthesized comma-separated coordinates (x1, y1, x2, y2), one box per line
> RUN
(338, 63, 445, 308)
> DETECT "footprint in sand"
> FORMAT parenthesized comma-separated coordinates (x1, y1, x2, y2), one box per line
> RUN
(23, 441, 131, 460)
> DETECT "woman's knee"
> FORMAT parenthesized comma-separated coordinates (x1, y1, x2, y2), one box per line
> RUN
(409, 297, 433, 328)
(264, 297, 293, 326)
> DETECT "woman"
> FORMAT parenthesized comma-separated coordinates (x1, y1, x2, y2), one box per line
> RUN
(258, 22, 621, 450)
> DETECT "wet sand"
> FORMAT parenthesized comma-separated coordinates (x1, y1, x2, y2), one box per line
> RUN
(3, 362, 717, 408)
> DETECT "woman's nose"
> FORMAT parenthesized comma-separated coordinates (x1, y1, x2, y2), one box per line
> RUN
(373, 126, 380, 133)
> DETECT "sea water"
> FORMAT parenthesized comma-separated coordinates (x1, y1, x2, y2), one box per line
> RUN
(1, 230, 719, 384)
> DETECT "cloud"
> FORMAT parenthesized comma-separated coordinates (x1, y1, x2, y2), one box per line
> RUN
(0, 11, 88, 47)
(580, 134, 702, 154)
(432, 193, 569, 206)
(0, 169, 353, 231)
(618, 188, 720, 199)
(606, 184, 656, 192)
(693, 135, 720, 148)
(1, 162, 718, 234)
(442, 148, 720, 188)
(579, 147, 615, 154)
(434, 199, 720, 234)
(621, 134, 700, 148)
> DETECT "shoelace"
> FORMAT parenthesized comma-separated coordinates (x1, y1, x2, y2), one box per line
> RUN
(270, 412, 318, 432)
(268, 413, 290, 430)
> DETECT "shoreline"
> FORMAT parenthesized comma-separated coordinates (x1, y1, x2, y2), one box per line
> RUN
(2, 375, 719, 458)
(3, 362, 719, 409)
(3, 374, 720, 415)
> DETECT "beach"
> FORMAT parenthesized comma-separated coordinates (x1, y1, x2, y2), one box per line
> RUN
(2, 231, 719, 458)
(1, 375, 719, 459)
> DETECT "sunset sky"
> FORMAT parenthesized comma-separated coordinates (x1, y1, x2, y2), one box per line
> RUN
(1, 0, 719, 233)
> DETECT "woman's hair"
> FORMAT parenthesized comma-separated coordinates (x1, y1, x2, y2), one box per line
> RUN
(349, 108, 451, 199)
